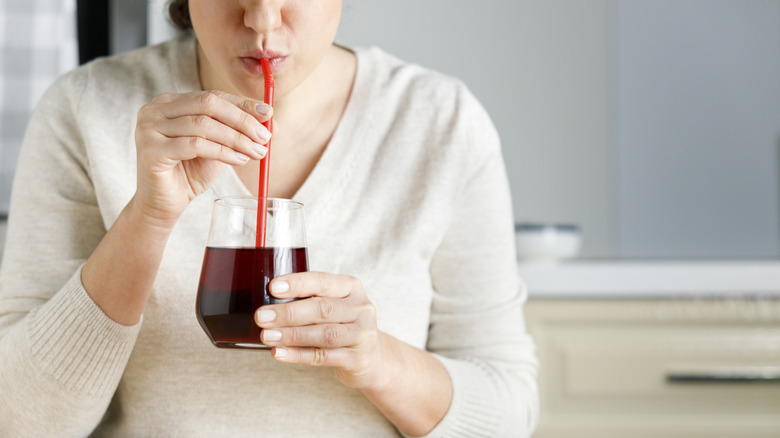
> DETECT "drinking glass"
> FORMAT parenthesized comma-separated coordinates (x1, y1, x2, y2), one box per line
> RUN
(196, 196, 308, 349)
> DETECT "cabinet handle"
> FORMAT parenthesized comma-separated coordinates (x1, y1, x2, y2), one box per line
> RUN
(667, 367, 780, 383)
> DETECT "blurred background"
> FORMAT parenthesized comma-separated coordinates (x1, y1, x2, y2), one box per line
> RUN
(1, 0, 779, 260)
(1, 2, 779, 437)
(338, 0, 780, 261)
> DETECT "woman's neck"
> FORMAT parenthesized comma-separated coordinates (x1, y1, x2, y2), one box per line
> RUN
(271, 45, 356, 142)
(227, 44, 357, 198)
(195, 42, 356, 136)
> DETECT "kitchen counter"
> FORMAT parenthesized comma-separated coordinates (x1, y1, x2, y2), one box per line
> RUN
(518, 259, 780, 298)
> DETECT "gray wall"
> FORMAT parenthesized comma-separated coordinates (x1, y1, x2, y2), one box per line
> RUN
(616, 0, 780, 259)
(338, 0, 780, 260)
(338, 0, 617, 257)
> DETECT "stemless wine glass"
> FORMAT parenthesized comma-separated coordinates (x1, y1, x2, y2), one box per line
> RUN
(196, 196, 308, 349)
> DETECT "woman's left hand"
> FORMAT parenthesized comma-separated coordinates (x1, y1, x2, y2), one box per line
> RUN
(257, 271, 453, 436)
(255, 272, 385, 389)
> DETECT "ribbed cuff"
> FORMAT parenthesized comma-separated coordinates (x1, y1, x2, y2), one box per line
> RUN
(27, 265, 141, 398)
(410, 355, 503, 438)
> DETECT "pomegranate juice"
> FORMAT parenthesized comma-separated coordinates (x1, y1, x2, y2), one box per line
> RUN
(196, 246, 308, 349)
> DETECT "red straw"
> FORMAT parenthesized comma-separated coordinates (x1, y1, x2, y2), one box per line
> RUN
(256, 58, 275, 248)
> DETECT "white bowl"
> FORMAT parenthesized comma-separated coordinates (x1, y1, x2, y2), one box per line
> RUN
(515, 223, 581, 263)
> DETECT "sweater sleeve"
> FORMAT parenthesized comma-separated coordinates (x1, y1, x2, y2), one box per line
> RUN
(0, 69, 141, 436)
(422, 90, 539, 437)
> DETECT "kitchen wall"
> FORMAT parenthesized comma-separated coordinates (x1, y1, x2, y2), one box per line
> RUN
(337, 0, 617, 258)
(338, 0, 780, 259)
(616, 0, 780, 259)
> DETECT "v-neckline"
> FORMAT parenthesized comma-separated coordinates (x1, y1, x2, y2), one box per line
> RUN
(209, 46, 369, 223)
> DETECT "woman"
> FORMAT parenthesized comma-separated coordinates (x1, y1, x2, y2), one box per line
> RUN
(0, 1, 538, 436)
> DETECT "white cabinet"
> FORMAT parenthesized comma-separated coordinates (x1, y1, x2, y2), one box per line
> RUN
(519, 261, 780, 437)
(525, 298, 780, 437)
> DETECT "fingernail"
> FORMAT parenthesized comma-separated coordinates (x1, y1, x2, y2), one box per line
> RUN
(252, 143, 268, 158)
(263, 329, 282, 342)
(270, 280, 289, 295)
(256, 104, 272, 116)
(235, 151, 250, 162)
(257, 309, 276, 323)
(256, 125, 271, 142)
(274, 347, 288, 359)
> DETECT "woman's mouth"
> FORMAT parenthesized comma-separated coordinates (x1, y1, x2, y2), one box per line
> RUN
(240, 56, 286, 75)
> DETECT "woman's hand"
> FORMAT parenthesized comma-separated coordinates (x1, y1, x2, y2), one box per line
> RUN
(133, 90, 273, 227)
(255, 272, 386, 390)
(255, 271, 453, 435)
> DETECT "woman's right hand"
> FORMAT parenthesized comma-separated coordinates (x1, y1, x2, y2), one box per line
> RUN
(133, 90, 272, 228)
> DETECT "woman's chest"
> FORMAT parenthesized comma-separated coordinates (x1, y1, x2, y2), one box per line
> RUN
(231, 122, 333, 199)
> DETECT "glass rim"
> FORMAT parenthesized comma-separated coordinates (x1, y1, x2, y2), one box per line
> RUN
(214, 196, 304, 211)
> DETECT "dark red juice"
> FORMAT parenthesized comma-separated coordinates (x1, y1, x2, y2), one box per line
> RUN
(196, 246, 308, 349)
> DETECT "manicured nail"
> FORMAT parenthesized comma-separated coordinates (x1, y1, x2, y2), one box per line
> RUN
(274, 347, 288, 359)
(256, 125, 271, 142)
(263, 329, 282, 342)
(252, 143, 268, 158)
(256, 104, 272, 116)
(235, 151, 250, 162)
(270, 280, 289, 295)
(257, 309, 276, 323)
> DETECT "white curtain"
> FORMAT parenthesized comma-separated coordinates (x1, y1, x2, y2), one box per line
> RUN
(0, 0, 177, 215)
(147, 0, 178, 45)
(0, 0, 78, 214)
(110, 0, 179, 55)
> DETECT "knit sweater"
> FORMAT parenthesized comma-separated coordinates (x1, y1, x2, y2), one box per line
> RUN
(0, 35, 538, 437)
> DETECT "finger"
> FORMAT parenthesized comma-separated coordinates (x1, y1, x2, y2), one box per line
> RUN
(256, 296, 363, 328)
(158, 91, 273, 145)
(160, 134, 253, 166)
(271, 346, 352, 367)
(217, 91, 274, 124)
(268, 271, 362, 300)
(149, 92, 177, 104)
(158, 115, 268, 160)
(159, 90, 273, 123)
(261, 323, 363, 348)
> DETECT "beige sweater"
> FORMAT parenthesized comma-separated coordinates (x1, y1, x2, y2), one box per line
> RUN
(0, 35, 538, 437)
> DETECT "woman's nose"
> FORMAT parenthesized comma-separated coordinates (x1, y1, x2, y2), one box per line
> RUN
(242, 0, 283, 34)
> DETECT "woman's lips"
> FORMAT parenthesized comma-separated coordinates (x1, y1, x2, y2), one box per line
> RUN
(240, 56, 286, 75)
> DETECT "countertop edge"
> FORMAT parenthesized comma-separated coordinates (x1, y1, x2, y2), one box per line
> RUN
(518, 260, 780, 298)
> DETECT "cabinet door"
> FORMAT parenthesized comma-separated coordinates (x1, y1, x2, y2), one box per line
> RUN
(526, 299, 780, 438)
